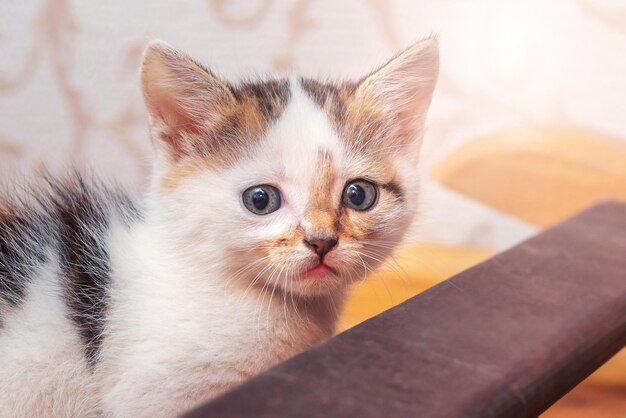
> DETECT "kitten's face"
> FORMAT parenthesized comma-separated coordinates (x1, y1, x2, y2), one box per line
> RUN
(141, 40, 438, 297)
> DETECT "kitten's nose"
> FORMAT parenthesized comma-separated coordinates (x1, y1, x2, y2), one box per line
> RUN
(304, 237, 338, 258)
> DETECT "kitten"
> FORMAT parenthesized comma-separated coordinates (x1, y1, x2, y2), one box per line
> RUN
(0, 38, 438, 417)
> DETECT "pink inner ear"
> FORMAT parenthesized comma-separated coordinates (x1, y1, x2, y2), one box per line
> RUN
(152, 91, 203, 137)
(149, 98, 203, 159)
(143, 74, 213, 159)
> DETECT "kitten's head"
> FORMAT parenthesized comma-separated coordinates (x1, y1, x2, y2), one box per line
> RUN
(141, 39, 438, 297)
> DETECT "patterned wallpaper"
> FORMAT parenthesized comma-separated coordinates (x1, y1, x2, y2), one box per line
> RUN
(1, 0, 625, 249)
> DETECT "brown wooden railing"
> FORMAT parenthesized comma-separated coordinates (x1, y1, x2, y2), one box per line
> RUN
(184, 202, 626, 418)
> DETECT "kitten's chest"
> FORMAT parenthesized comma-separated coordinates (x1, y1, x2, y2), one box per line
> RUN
(100, 252, 342, 412)
(177, 288, 330, 369)
(107, 276, 332, 376)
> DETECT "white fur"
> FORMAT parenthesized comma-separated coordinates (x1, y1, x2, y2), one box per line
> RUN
(0, 256, 99, 417)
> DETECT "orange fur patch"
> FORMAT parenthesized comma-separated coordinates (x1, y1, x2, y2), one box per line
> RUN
(255, 227, 306, 265)
(160, 159, 208, 192)
(304, 149, 340, 240)
(309, 150, 337, 210)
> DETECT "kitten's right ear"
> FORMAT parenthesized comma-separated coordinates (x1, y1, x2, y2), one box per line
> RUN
(353, 38, 439, 151)
(141, 41, 235, 159)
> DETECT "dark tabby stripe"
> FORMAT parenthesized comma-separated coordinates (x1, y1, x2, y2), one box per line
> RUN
(233, 79, 291, 121)
(0, 205, 51, 307)
(382, 181, 404, 201)
(48, 176, 139, 365)
(299, 77, 353, 128)
(0, 173, 140, 365)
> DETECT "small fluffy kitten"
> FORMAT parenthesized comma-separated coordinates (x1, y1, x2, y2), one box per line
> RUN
(0, 38, 438, 417)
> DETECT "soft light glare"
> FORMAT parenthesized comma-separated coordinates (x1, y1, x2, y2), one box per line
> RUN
(487, 2, 538, 81)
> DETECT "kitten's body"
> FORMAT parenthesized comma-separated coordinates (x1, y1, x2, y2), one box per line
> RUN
(0, 174, 341, 417)
(0, 40, 438, 417)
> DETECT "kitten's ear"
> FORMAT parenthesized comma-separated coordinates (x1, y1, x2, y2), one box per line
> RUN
(141, 41, 235, 159)
(355, 38, 439, 148)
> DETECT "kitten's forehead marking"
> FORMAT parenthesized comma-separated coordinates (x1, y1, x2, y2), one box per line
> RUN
(213, 78, 291, 162)
(299, 77, 388, 158)
(298, 78, 353, 134)
(310, 148, 336, 211)
(265, 79, 344, 190)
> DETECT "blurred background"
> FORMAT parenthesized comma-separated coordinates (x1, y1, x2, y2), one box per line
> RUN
(1, 1, 625, 416)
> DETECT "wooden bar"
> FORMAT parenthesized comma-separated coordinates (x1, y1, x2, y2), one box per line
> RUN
(184, 202, 626, 418)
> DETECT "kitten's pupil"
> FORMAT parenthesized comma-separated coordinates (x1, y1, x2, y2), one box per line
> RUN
(346, 184, 365, 206)
(252, 189, 269, 210)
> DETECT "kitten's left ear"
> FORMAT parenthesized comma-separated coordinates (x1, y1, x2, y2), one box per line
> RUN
(141, 40, 236, 159)
(355, 38, 439, 148)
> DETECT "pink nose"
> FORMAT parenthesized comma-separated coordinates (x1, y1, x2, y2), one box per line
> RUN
(304, 237, 338, 258)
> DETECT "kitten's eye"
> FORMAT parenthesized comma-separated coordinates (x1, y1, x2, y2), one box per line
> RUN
(242, 185, 282, 215)
(342, 179, 377, 211)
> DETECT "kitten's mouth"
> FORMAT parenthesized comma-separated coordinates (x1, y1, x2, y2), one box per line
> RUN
(305, 263, 337, 278)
